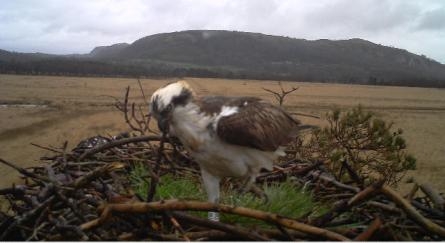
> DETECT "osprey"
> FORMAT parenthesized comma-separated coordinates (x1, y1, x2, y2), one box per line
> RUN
(149, 81, 300, 221)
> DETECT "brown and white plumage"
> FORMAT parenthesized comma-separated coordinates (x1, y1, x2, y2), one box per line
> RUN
(149, 81, 300, 221)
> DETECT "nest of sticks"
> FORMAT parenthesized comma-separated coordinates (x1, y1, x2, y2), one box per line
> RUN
(1, 85, 444, 241)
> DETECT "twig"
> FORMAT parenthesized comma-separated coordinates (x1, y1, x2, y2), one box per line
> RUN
(26, 222, 48, 241)
(165, 212, 190, 241)
(0, 158, 49, 183)
(30, 142, 63, 154)
(77, 135, 161, 161)
(137, 77, 148, 104)
(146, 133, 166, 202)
(405, 183, 419, 200)
(289, 112, 321, 119)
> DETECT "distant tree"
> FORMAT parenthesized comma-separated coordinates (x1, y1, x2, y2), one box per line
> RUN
(262, 81, 299, 106)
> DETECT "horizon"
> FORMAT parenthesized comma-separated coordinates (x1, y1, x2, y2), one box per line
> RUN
(2, 29, 444, 65)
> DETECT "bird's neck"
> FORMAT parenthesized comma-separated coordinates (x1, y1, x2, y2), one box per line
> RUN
(170, 102, 212, 151)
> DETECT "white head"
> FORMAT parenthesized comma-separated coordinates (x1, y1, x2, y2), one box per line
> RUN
(149, 81, 195, 133)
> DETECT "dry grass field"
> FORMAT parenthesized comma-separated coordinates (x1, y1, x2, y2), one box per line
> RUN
(0, 74, 444, 192)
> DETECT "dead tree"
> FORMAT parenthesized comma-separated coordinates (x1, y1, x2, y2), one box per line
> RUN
(262, 81, 299, 106)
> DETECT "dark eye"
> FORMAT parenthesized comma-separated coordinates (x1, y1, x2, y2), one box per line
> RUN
(164, 104, 173, 113)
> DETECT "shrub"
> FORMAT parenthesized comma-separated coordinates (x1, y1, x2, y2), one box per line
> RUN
(298, 106, 416, 186)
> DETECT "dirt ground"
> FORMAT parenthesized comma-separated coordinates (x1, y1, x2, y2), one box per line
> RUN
(0, 74, 444, 192)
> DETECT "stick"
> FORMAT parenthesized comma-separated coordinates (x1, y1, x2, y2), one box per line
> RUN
(309, 170, 360, 193)
(311, 181, 382, 226)
(70, 162, 125, 188)
(341, 160, 363, 186)
(354, 217, 382, 241)
(146, 133, 166, 202)
(0, 158, 49, 183)
(366, 201, 402, 214)
(30, 143, 62, 154)
(172, 211, 270, 241)
(77, 135, 161, 161)
(419, 183, 445, 211)
(410, 200, 445, 218)
(405, 183, 419, 200)
(380, 185, 445, 238)
(80, 199, 350, 241)
(182, 230, 233, 240)
(165, 212, 190, 241)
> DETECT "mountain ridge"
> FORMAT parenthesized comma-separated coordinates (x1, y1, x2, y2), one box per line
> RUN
(1, 30, 445, 87)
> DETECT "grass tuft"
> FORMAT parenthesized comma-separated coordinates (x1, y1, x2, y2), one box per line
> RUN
(130, 163, 326, 226)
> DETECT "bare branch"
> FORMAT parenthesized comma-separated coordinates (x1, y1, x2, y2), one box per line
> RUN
(262, 81, 299, 106)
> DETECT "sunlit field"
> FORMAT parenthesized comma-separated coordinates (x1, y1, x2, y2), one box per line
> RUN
(1, 74, 444, 191)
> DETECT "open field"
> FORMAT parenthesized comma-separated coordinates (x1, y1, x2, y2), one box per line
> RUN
(0, 74, 444, 192)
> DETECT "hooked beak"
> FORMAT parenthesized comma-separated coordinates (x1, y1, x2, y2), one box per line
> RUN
(157, 117, 170, 134)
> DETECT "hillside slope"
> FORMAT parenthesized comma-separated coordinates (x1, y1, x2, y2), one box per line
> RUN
(89, 30, 445, 86)
(1, 30, 445, 87)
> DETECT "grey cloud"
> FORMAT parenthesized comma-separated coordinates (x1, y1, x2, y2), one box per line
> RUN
(300, 0, 421, 33)
(417, 7, 445, 30)
(0, 0, 444, 63)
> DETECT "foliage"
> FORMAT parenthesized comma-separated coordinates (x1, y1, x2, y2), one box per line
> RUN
(298, 106, 416, 186)
(220, 181, 326, 226)
(130, 163, 325, 226)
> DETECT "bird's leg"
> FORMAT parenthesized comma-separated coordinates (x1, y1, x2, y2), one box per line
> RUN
(239, 175, 269, 203)
(201, 169, 220, 221)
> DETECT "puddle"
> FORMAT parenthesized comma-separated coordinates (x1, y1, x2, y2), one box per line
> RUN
(0, 104, 49, 108)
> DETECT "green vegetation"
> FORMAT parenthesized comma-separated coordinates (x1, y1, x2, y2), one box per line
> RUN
(299, 106, 416, 186)
(129, 163, 326, 226)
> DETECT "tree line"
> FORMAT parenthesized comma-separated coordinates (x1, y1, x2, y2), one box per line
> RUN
(0, 58, 444, 88)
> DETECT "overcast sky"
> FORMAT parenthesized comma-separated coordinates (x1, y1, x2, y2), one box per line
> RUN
(1, 0, 445, 63)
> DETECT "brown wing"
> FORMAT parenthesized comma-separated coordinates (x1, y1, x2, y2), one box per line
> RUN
(216, 100, 300, 151)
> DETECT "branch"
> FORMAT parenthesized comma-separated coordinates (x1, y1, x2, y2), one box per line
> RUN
(380, 185, 445, 238)
(419, 183, 445, 211)
(77, 135, 161, 161)
(146, 133, 166, 202)
(0, 158, 49, 183)
(353, 217, 382, 241)
(81, 199, 350, 241)
(309, 170, 360, 193)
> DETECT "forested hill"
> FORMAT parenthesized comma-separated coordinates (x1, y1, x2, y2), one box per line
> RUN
(1, 30, 445, 87)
